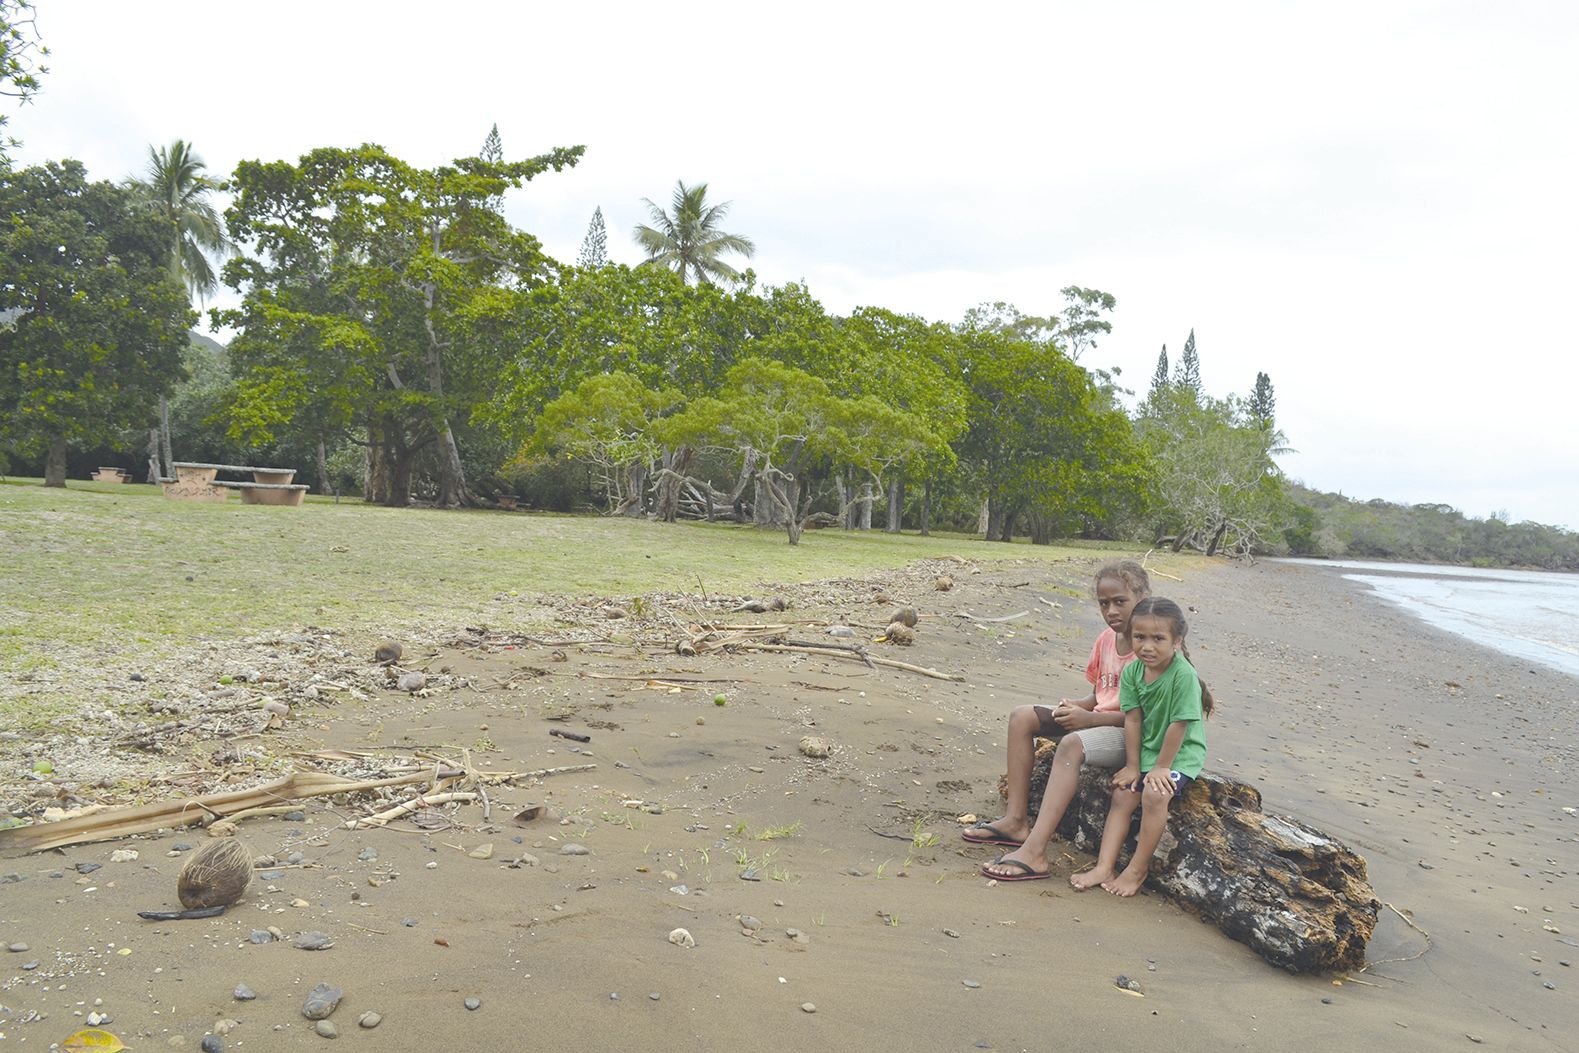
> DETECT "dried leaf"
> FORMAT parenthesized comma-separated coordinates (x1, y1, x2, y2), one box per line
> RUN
(62, 1030, 127, 1052)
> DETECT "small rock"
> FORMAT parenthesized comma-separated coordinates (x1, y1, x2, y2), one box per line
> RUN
(294, 931, 334, 951)
(801, 1003, 817, 1013)
(110, 848, 139, 862)
(464, 997, 481, 1010)
(314, 1020, 338, 1039)
(172, 842, 193, 853)
(284, 810, 306, 822)
(1321, 996, 1334, 1004)
(247, 930, 273, 945)
(560, 843, 590, 856)
(201, 1035, 223, 1053)
(798, 736, 833, 759)
(740, 868, 762, 881)
(286, 851, 305, 864)
(827, 625, 856, 638)
(233, 984, 257, 1001)
(358, 1012, 382, 1029)
(739, 915, 762, 932)
(6, 942, 27, 953)
(649, 992, 661, 1001)
(425, 860, 438, 869)
(302, 982, 343, 1020)
(468, 843, 494, 860)
(609, 992, 620, 1001)
(396, 671, 426, 692)
(403, 918, 418, 927)
(357, 847, 377, 862)
(668, 927, 696, 948)
(963, 979, 981, 989)
(21, 959, 39, 970)
(130, 672, 146, 681)
(787, 929, 811, 944)
(75, 862, 102, 874)
(942, 928, 961, 939)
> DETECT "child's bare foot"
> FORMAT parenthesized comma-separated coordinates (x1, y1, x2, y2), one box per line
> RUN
(980, 847, 1048, 880)
(1101, 866, 1147, 897)
(1070, 865, 1114, 890)
(962, 817, 1030, 846)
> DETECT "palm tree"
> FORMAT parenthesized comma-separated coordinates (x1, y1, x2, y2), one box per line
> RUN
(128, 139, 231, 299)
(633, 180, 755, 284)
(127, 140, 232, 481)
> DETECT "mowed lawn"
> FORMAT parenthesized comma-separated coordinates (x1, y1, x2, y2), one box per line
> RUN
(0, 479, 1116, 670)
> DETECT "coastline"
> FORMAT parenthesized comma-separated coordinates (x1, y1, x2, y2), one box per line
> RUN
(1, 556, 1574, 1051)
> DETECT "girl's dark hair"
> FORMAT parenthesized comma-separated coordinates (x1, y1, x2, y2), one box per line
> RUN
(1094, 559, 1151, 598)
(1129, 596, 1215, 716)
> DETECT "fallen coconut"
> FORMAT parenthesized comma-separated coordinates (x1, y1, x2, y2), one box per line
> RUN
(935, 574, 954, 591)
(884, 622, 915, 645)
(890, 606, 919, 627)
(373, 640, 402, 664)
(799, 736, 833, 759)
(178, 836, 253, 909)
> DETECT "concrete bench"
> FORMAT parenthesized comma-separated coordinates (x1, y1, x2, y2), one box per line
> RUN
(212, 480, 310, 506)
(92, 467, 131, 483)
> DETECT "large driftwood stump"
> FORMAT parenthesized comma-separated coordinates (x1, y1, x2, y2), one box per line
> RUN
(1014, 741, 1379, 973)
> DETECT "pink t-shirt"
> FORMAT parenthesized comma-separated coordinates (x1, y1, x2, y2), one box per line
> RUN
(1085, 627, 1136, 713)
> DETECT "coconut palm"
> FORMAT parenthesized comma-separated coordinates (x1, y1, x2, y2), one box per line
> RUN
(633, 180, 755, 285)
(128, 139, 231, 300)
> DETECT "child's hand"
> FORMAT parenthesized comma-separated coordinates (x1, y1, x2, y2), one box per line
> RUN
(1143, 769, 1175, 796)
(1053, 705, 1093, 730)
(1111, 766, 1139, 790)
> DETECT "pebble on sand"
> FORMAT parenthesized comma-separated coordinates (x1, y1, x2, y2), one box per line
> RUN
(560, 843, 591, 856)
(233, 984, 256, 1001)
(668, 927, 696, 948)
(798, 736, 833, 759)
(801, 1003, 817, 1013)
(464, 997, 481, 1010)
(301, 982, 343, 1020)
(314, 1020, 338, 1039)
(358, 1012, 382, 1029)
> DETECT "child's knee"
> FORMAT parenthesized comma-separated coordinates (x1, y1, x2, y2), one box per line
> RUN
(1053, 734, 1084, 762)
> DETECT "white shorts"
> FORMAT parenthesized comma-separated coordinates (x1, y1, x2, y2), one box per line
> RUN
(1069, 725, 1126, 768)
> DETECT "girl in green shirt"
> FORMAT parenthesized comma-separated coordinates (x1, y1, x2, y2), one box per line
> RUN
(1070, 597, 1213, 898)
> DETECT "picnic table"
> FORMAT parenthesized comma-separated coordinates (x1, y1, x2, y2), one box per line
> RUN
(162, 462, 310, 506)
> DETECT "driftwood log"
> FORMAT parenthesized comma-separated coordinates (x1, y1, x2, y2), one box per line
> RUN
(1013, 742, 1379, 973)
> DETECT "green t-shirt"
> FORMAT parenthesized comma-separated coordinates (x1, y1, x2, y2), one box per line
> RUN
(1118, 652, 1207, 778)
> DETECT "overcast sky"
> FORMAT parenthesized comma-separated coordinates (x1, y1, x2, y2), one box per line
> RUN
(11, 1, 1577, 528)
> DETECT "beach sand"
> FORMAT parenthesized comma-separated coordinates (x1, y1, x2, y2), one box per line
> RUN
(2, 556, 1575, 1051)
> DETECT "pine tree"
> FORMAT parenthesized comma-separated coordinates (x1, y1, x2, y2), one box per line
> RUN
(1175, 329, 1201, 393)
(578, 207, 609, 269)
(480, 124, 502, 165)
(1149, 345, 1170, 395)
(1248, 371, 1276, 428)
(479, 124, 503, 211)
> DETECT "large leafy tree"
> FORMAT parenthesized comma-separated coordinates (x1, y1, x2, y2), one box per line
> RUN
(0, 0, 46, 162)
(0, 160, 194, 485)
(633, 180, 754, 285)
(218, 141, 583, 506)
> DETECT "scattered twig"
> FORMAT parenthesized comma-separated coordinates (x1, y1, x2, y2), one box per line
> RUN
(955, 610, 1031, 624)
(345, 921, 388, 935)
(866, 825, 913, 842)
(340, 791, 475, 831)
(1360, 903, 1433, 970)
(738, 642, 964, 682)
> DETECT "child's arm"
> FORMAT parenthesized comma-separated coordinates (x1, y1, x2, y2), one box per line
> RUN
(1111, 708, 1142, 788)
(1142, 720, 1190, 794)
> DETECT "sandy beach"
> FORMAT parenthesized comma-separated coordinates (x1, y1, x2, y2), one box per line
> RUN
(2, 555, 1576, 1052)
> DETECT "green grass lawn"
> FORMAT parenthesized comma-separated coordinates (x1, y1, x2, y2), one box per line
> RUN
(0, 478, 1124, 671)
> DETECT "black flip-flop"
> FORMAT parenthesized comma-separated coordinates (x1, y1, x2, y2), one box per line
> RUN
(961, 823, 1024, 848)
(980, 857, 1051, 882)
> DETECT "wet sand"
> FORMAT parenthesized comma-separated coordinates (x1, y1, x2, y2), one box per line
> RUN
(2, 557, 1575, 1051)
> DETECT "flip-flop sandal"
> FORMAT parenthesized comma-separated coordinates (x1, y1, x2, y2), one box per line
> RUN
(980, 857, 1051, 881)
(961, 823, 1024, 847)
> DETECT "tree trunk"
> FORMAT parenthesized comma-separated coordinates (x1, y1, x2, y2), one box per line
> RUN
(158, 396, 174, 480)
(1205, 520, 1228, 557)
(858, 482, 873, 530)
(782, 477, 803, 546)
(985, 494, 1004, 541)
(834, 475, 852, 529)
(385, 442, 414, 507)
(977, 498, 991, 537)
(364, 424, 388, 505)
(316, 439, 331, 496)
(434, 420, 472, 508)
(146, 428, 163, 484)
(656, 445, 693, 522)
(729, 449, 758, 523)
(886, 476, 903, 533)
(43, 436, 67, 488)
(619, 463, 648, 517)
(1018, 756, 1378, 974)
(919, 480, 931, 537)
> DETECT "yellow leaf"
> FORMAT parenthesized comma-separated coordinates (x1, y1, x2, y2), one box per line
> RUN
(62, 1030, 127, 1052)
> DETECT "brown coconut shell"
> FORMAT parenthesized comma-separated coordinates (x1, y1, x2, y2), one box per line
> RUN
(889, 606, 919, 628)
(884, 622, 916, 645)
(177, 836, 254, 909)
(934, 575, 954, 591)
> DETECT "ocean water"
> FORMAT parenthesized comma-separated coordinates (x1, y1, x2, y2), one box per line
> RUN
(1279, 558, 1579, 680)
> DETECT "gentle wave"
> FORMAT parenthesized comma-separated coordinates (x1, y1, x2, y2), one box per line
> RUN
(1279, 559, 1579, 680)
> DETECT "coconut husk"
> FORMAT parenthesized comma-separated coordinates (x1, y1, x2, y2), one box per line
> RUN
(177, 836, 254, 909)
(889, 606, 918, 627)
(884, 622, 915, 646)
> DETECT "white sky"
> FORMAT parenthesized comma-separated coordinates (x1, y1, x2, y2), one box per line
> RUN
(11, 1, 1578, 528)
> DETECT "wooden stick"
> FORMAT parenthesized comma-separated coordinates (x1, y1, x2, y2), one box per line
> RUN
(738, 642, 965, 682)
(341, 791, 478, 830)
(955, 610, 1031, 623)
(0, 770, 459, 854)
(510, 764, 597, 780)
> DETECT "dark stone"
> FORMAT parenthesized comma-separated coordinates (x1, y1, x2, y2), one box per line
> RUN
(74, 862, 101, 874)
(1020, 750, 1380, 974)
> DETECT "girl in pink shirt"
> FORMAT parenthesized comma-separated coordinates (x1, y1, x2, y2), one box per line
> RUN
(966, 560, 1151, 881)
